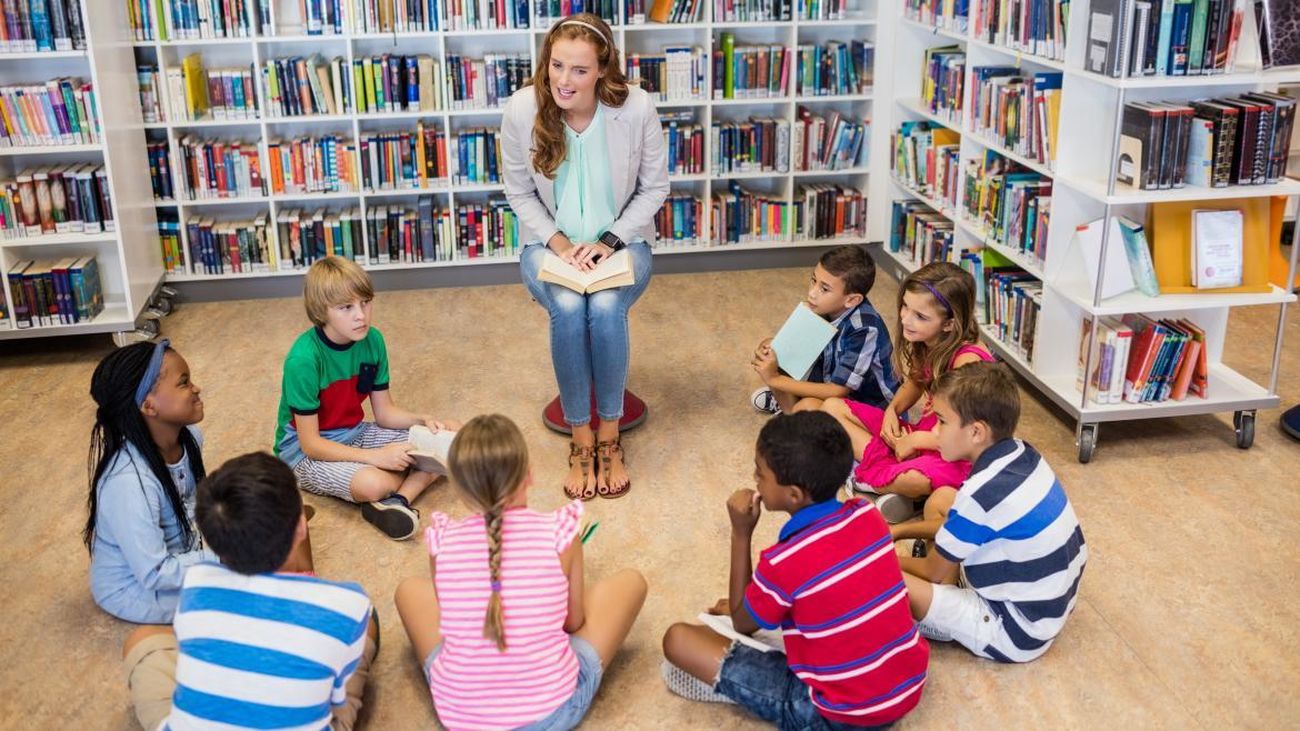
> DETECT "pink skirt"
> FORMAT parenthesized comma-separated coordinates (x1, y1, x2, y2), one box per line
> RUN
(846, 401, 972, 491)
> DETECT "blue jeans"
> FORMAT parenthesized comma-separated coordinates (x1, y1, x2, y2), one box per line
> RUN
(520, 240, 653, 426)
(716, 644, 892, 731)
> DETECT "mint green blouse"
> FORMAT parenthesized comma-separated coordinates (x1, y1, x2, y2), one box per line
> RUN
(553, 105, 618, 243)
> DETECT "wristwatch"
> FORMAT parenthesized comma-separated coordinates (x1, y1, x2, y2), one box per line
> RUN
(599, 230, 627, 252)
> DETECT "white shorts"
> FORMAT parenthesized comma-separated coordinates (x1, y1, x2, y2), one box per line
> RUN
(918, 581, 1017, 661)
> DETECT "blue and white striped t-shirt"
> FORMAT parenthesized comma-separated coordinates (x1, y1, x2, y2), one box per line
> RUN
(935, 439, 1087, 663)
(162, 563, 372, 730)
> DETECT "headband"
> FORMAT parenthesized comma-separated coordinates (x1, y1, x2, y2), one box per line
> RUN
(921, 282, 953, 317)
(134, 338, 171, 407)
(558, 18, 610, 46)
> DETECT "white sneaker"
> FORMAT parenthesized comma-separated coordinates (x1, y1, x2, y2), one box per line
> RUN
(873, 493, 919, 524)
(661, 660, 734, 704)
(750, 387, 781, 415)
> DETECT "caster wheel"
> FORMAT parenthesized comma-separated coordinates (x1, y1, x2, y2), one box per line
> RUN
(137, 317, 161, 337)
(1235, 411, 1255, 449)
(1077, 424, 1098, 464)
(112, 329, 155, 347)
(149, 296, 174, 316)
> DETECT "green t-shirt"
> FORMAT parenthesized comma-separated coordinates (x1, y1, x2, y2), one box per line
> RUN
(274, 326, 390, 466)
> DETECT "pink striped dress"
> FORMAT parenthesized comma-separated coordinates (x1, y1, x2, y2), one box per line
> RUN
(424, 500, 584, 730)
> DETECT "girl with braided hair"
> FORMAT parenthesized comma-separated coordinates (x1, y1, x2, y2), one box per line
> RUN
(85, 339, 216, 624)
(396, 414, 647, 730)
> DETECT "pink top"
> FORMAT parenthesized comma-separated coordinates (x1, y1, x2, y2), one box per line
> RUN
(425, 500, 584, 731)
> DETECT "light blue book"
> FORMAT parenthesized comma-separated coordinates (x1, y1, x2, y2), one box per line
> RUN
(1117, 217, 1161, 296)
(771, 303, 837, 380)
(1155, 0, 1176, 75)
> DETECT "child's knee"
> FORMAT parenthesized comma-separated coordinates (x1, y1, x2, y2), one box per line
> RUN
(349, 468, 400, 502)
(821, 397, 848, 416)
(618, 568, 649, 602)
(662, 622, 695, 662)
(891, 471, 934, 500)
(791, 397, 822, 413)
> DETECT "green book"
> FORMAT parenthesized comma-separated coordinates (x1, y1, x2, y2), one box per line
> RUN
(722, 33, 735, 99)
(1187, 0, 1210, 75)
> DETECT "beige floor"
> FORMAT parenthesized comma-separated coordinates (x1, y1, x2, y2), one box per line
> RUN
(2, 264, 1298, 730)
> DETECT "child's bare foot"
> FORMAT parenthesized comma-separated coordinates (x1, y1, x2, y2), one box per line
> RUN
(564, 441, 597, 501)
(596, 437, 630, 498)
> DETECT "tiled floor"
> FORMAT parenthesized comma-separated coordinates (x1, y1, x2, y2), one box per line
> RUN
(2, 264, 1297, 729)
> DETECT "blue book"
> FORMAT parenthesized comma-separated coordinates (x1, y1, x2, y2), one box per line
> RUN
(1116, 216, 1160, 296)
(1155, 0, 1176, 74)
(771, 303, 837, 380)
(1169, 0, 1193, 75)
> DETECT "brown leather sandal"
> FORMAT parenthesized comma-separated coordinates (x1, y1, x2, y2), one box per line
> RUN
(596, 438, 631, 499)
(564, 442, 597, 501)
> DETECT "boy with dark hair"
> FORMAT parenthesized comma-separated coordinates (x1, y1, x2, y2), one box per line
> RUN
(662, 412, 929, 729)
(899, 362, 1088, 663)
(751, 245, 898, 415)
(121, 452, 379, 731)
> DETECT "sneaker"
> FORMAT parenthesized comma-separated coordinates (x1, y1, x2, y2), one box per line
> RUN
(361, 494, 419, 540)
(660, 660, 735, 704)
(750, 387, 781, 415)
(895, 538, 928, 559)
(874, 493, 919, 524)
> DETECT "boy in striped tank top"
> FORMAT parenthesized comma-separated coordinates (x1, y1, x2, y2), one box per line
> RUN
(395, 414, 647, 731)
(662, 412, 930, 729)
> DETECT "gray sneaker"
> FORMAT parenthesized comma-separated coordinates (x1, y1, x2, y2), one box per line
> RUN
(361, 494, 419, 540)
(750, 388, 781, 415)
(874, 493, 919, 524)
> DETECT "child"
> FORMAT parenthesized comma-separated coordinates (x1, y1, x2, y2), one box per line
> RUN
(395, 414, 648, 730)
(86, 338, 216, 624)
(822, 261, 993, 524)
(898, 362, 1087, 663)
(662, 411, 929, 729)
(751, 245, 899, 415)
(120, 452, 379, 731)
(274, 255, 459, 540)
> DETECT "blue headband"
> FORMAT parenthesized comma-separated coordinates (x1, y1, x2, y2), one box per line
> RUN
(134, 338, 171, 407)
(921, 282, 953, 317)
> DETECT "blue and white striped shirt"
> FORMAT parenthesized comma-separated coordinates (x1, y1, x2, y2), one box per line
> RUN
(935, 439, 1088, 663)
(162, 563, 372, 730)
(808, 300, 899, 409)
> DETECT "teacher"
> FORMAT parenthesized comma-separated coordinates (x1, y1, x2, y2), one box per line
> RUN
(501, 13, 668, 501)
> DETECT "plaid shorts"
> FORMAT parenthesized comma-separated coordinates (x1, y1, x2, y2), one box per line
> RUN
(293, 423, 410, 502)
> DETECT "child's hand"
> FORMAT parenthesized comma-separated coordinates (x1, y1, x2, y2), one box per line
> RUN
(892, 433, 918, 461)
(727, 489, 762, 534)
(419, 416, 461, 432)
(706, 597, 730, 615)
(880, 407, 904, 445)
(753, 337, 773, 360)
(369, 442, 415, 471)
(750, 348, 780, 382)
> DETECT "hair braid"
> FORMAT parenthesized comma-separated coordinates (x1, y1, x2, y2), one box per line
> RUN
(482, 504, 508, 651)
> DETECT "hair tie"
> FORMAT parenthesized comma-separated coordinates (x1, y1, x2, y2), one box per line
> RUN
(133, 338, 171, 407)
(558, 18, 610, 46)
(920, 282, 953, 317)
(490, 581, 502, 592)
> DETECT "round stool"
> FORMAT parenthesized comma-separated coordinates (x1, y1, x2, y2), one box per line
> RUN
(543, 390, 648, 435)
(1282, 405, 1300, 442)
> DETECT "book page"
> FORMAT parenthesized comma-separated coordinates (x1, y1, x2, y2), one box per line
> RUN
(770, 303, 837, 380)
(540, 249, 631, 290)
(696, 612, 785, 653)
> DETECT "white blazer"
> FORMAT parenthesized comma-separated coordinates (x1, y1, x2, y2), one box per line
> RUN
(500, 84, 670, 247)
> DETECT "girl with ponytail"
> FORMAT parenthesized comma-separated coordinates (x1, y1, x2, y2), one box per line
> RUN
(396, 414, 647, 730)
(86, 339, 215, 624)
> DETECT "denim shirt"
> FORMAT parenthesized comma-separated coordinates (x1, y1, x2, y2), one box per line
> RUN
(89, 426, 216, 623)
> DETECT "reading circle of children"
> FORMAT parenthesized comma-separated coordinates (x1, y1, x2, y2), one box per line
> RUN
(501, 13, 669, 502)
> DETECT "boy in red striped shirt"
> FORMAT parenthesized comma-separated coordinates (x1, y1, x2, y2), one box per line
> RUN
(663, 411, 929, 729)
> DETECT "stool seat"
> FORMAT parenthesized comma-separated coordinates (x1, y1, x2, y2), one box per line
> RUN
(543, 390, 648, 434)
(1283, 405, 1300, 442)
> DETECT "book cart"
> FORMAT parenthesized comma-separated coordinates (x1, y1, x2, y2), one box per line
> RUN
(129, 0, 886, 284)
(871, 0, 1300, 462)
(0, 0, 170, 343)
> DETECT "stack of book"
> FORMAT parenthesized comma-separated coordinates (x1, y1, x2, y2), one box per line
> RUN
(970, 68, 1062, 169)
(359, 124, 449, 191)
(176, 136, 264, 199)
(263, 55, 352, 117)
(445, 53, 531, 110)
(1118, 93, 1296, 190)
(187, 214, 277, 274)
(983, 265, 1043, 364)
(537, 0, 617, 24)
(891, 199, 954, 265)
(971, 0, 1068, 61)
(167, 55, 258, 122)
(267, 135, 359, 195)
(626, 47, 709, 103)
(452, 197, 518, 259)
(710, 0, 790, 22)
(450, 127, 502, 185)
(352, 54, 443, 114)
(0, 164, 113, 239)
(158, 0, 253, 39)
(157, 211, 182, 274)
(1077, 315, 1208, 404)
(793, 107, 867, 171)
(795, 183, 866, 240)
(275, 207, 364, 269)
(961, 152, 1051, 262)
(655, 193, 704, 245)
(795, 41, 872, 97)
(891, 120, 960, 205)
(7, 256, 103, 328)
(1086, 0, 1254, 78)
(711, 181, 792, 244)
(344, 0, 451, 34)
(366, 201, 452, 263)
(662, 113, 704, 175)
(921, 45, 965, 121)
(2, 0, 86, 51)
(711, 117, 790, 175)
(904, 0, 968, 31)
(0, 78, 99, 147)
(713, 35, 791, 100)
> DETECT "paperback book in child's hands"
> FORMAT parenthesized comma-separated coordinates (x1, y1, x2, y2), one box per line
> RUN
(537, 249, 635, 294)
(408, 425, 456, 474)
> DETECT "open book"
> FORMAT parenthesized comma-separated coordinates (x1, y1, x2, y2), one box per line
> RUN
(408, 425, 456, 474)
(771, 303, 837, 380)
(537, 249, 634, 294)
(696, 612, 785, 653)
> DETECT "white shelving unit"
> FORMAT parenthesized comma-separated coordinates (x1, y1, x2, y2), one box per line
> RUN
(0, 0, 164, 341)
(132, 0, 882, 283)
(872, 0, 1300, 462)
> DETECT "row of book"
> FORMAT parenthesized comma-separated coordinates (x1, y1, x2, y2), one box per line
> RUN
(982, 264, 1042, 365)
(921, 45, 965, 121)
(713, 117, 789, 175)
(654, 192, 703, 244)
(708, 0, 792, 21)
(172, 134, 361, 199)
(1077, 314, 1209, 404)
(971, 0, 1067, 61)
(1118, 92, 1296, 191)
(0, 78, 100, 148)
(449, 127, 501, 185)
(795, 41, 872, 97)
(635, 0, 702, 23)
(539, 0, 621, 24)
(962, 152, 1051, 262)
(164, 58, 259, 122)
(714, 36, 790, 100)
(2, 0, 86, 52)
(626, 48, 709, 103)
(148, 141, 175, 200)
(891, 121, 961, 205)
(269, 135, 359, 194)
(175, 136, 264, 199)
(359, 124, 450, 191)
(711, 181, 791, 244)
(793, 106, 867, 171)
(0, 164, 114, 239)
(1087, 0, 1255, 78)
(7, 256, 104, 328)
(129, 0, 531, 38)
(663, 114, 704, 175)
(890, 200, 955, 267)
(968, 67, 1062, 169)
(263, 53, 445, 117)
(793, 183, 866, 240)
(156, 0, 254, 39)
(904, 0, 969, 32)
(446, 53, 530, 110)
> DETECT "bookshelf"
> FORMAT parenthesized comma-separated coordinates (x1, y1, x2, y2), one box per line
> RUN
(129, 0, 882, 283)
(873, 0, 1300, 462)
(0, 0, 164, 341)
